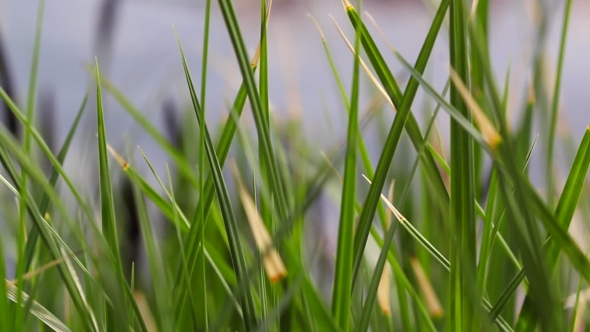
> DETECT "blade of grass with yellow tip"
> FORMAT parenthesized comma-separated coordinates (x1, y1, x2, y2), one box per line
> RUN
(390, 53, 490, 150)
(492, 126, 590, 326)
(108, 145, 190, 232)
(226, 94, 345, 331)
(231, 162, 287, 284)
(363, 175, 514, 331)
(217, 0, 289, 222)
(468, 19, 586, 328)
(341, 0, 452, 288)
(227, 94, 340, 331)
(311, 14, 390, 235)
(466, 6, 576, 327)
(94, 74, 200, 189)
(394, 26, 567, 328)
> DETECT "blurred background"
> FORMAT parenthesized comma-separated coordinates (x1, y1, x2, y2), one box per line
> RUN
(0, 0, 588, 174)
(0, 0, 589, 278)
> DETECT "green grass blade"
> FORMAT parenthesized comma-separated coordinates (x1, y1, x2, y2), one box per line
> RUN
(107, 146, 190, 232)
(174, 76, 252, 300)
(258, 0, 272, 230)
(345, 0, 451, 286)
(311, 15, 389, 233)
(0, 145, 99, 332)
(94, 72, 200, 189)
(6, 283, 71, 332)
(548, 126, 590, 262)
(0, 86, 98, 232)
(331, 1, 361, 329)
(128, 172, 174, 331)
(15, 1, 44, 321)
(95, 60, 148, 331)
(217, 0, 289, 221)
(23, 0, 43, 136)
(546, 0, 574, 207)
(175, 31, 258, 331)
(198, 0, 212, 329)
(368, 227, 438, 331)
(448, 0, 479, 329)
(357, 201, 397, 331)
(495, 126, 590, 325)
(362, 174, 515, 330)
(0, 237, 10, 331)
(95, 60, 121, 264)
(23, 85, 90, 272)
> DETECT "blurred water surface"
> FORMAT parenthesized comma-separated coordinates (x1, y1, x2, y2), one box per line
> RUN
(0, 0, 589, 198)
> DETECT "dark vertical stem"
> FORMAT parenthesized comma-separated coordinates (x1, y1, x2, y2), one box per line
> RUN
(0, 29, 19, 138)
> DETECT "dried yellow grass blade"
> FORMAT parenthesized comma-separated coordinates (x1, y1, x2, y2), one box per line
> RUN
(230, 161, 287, 283)
(364, 12, 397, 54)
(377, 263, 391, 316)
(6, 252, 78, 286)
(447, 66, 502, 149)
(250, 0, 273, 68)
(134, 291, 157, 332)
(410, 257, 444, 318)
(106, 143, 129, 171)
(321, 151, 343, 184)
(307, 14, 326, 42)
(377, 180, 394, 315)
(385, 180, 395, 229)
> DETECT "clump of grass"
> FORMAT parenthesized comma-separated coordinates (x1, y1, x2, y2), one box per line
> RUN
(0, 0, 589, 331)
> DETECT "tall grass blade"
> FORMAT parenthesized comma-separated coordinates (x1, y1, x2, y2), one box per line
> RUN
(494, 126, 590, 326)
(343, 0, 451, 286)
(15, 1, 44, 320)
(331, 1, 361, 330)
(5, 282, 71, 332)
(23, 86, 90, 271)
(95, 60, 149, 332)
(217, 0, 289, 221)
(546, 0, 574, 207)
(198, 0, 213, 328)
(175, 31, 258, 331)
(0, 144, 99, 332)
(448, 0, 479, 329)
